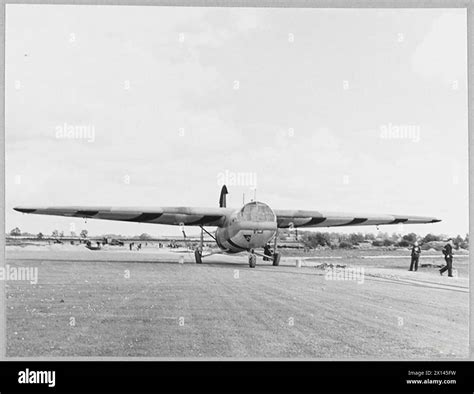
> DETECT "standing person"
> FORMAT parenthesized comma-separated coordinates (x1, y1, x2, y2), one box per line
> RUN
(440, 239, 454, 277)
(409, 241, 421, 271)
(263, 244, 272, 261)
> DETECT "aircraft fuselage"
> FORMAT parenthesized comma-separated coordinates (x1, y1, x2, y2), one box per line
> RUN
(215, 201, 277, 253)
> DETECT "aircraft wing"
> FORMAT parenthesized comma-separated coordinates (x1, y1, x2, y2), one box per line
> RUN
(14, 206, 441, 229)
(13, 206, 233, 226)
(274, 210, 441, 228)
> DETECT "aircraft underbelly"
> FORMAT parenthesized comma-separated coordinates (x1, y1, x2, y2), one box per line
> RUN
(216, 227, 276, 252)
(233, 230, 275, 250)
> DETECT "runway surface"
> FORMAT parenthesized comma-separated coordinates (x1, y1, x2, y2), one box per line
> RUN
(5, 245, 469, 359)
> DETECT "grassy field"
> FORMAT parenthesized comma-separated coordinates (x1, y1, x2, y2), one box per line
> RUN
(5, 245, 469, 359)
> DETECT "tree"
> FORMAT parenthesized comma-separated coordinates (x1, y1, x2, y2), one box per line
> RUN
(339, 241, 352, 249)
(10, 227, 21, 236)
(300, 232, 331, 249)
(52, 230, 59, 237)
(389, 232, 400, 243)
(37, 232, 44, 240)
(377, 231, 389, 240)
(349, 233, 365, 244)
(59, 231, 64, 238)
(139, 233, 152, 240)
(364, 233, 375, 241)
(453, 234, 464, 249)
(460, 233, 469, 249)
(80, 229, 88, 238)
(317, 232, 331, 247)
(423, 233, 441, 243)
(402, 233, 417, 243)
(397, 240, 410, 247)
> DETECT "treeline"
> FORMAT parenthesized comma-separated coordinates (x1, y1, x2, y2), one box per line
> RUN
(9, 228, 185, 242)
(289, 231, 469, 250)
(9, 226, 469, 251)
(9, 227, 90, 239)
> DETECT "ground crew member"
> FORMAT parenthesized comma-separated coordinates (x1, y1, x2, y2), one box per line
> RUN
(263, 244, 272, 261)
(440, 239, 454, 277)
(409, 241, 421, 271)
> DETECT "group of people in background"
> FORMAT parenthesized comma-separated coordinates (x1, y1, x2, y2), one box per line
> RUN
(129, 242, 142, 251)
(409, 239, 455, 277)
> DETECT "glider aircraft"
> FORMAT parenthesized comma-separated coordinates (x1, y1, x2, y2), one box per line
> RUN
(14, 185, 441, 268)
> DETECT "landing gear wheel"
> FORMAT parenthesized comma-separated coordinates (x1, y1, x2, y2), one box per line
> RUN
(272, 252, 281, 266)
(248, 254, 257, 268)
(194, 249, 202, 264)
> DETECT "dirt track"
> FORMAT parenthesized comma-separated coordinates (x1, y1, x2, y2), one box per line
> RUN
(5, 246, 469, 359)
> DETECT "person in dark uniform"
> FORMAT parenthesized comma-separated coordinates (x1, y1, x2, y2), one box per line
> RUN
(263, 244, 272, 261)
(409, 241, 421, 271)
(440, 239, 454, 277)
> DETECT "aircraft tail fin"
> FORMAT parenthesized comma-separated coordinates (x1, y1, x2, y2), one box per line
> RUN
(219, 185, 228, 208)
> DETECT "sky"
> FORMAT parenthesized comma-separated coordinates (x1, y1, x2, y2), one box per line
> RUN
(5, 5, 468, 237)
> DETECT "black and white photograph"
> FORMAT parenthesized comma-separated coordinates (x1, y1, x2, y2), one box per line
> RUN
(3, 2, 469, 364)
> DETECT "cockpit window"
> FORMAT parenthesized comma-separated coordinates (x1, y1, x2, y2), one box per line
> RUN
(238, 202, 275, 221)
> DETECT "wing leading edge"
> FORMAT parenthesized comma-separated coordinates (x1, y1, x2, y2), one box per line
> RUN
(274, 210, 441, 228)
(13, 206, 233, 226)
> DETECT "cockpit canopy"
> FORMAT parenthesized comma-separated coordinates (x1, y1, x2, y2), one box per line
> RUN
(238, 201, 276, 222)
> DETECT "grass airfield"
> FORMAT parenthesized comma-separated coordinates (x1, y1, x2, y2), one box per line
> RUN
(5, 243, 469, 359)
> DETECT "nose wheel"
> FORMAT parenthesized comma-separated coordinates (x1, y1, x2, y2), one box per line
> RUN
(248, 251, 279, 268)
(248, 240, 281, 268)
